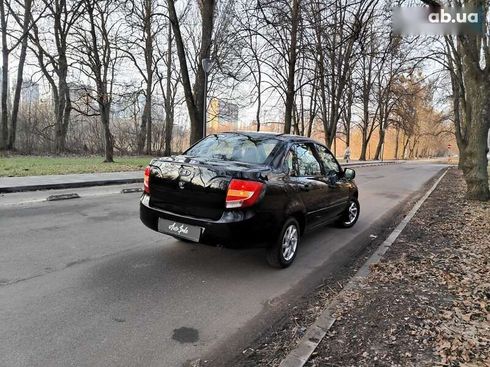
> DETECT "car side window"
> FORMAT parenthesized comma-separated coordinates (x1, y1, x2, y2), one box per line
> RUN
(284, 151, 295, 175)
(316, 145, 340, 174)
(286, 144, 322, 177)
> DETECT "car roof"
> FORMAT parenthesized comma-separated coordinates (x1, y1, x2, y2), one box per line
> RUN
(216, 131, 321, 144)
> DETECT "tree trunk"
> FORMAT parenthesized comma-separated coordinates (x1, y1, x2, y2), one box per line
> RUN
(458, 80, 490, 200)
(163, 22, 174, 157)
(283, 0, 300, 134)
(436, 0, 490, 200)
(344, 92, 352, 147)
(137, 102, 147, 154)
(101, 102, 113, 162)
(143, 91, 152, 155)
(191, 0, 215, 143)
(344, 74, 354, 147)
(8, 0, 32, 150)
(359, 134, 368, 161)
(345, 123, 351, 147)
(311, 1, 331, 144)
(137, 0, 154, 155)
(163, 102, 174, 156)
(327, 90, 340, 147)
(374, 123, 386, 160)
(62, 95, 71, 150)
(394, 127, 400, 159)
(0, 0, 8, 150)
(255, 71, 261, 132)
(292, 104, 300, 135)
(402, 135, 410, 159)
(54, 101, 65, 153)
(167, 0, 207, 146)
(306, 78, 317, 138)
(359, 82, 370, 161)
(55, 65, 71, 154)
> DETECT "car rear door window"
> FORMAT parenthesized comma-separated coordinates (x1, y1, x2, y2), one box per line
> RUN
(287, 144, 322, 177)
(315, 145, 340, 174)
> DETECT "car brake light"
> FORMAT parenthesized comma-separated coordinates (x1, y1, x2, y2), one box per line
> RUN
(226, 179, 264, 209)
(144, 166, 151, 194)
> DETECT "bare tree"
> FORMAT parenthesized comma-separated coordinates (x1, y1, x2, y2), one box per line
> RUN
(73, 0, 122, 162)
(4, 0, 33, 150)
(338, 71, 354, 147)
(254, 0, 302, 134)
(421, 0, 489, 200)
(167, 0, 216, 145)
(356, 25, 379, 160)
(29, 0, 83, 153)
(162, 23, 176, 156)
(309, 0, 378, 148)
(0, 0, 10, 150)
(155, 19, 181, 156)
(284, 0, 300, 134)
(121, 0, 166, 154)
(234, 4, 267, 131)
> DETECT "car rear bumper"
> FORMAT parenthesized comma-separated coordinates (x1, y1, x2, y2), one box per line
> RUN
(140, 194, 280, 248)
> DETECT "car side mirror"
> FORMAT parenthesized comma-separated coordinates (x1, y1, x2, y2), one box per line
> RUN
(344, 168, 356, 181)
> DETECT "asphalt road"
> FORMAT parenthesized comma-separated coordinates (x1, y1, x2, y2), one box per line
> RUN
(0, 162, 446, 367)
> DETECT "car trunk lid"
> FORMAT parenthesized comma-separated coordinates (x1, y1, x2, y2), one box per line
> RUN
(148, 156, 269, 220)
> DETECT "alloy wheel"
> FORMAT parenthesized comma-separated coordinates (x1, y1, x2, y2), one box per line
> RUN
(344, 200, 358, 225)
(281, 224, 298, 261)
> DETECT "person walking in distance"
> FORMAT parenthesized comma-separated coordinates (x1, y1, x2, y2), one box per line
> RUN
(344, 146, 351, 163)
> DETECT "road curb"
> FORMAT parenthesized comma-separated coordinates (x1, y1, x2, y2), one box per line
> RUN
(0, 178, 143, 194)
(343, 161, 404, 168)
(278, 168, 449, 367)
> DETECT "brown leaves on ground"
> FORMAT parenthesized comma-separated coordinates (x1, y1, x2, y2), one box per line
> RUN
(307, 168, 490, 367)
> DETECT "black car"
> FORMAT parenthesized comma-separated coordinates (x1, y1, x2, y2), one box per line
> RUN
(140, 132, 359, 268)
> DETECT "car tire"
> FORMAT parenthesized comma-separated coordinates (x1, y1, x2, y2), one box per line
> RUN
(266, 218, 301, 268)
(336, 198, 360, 228)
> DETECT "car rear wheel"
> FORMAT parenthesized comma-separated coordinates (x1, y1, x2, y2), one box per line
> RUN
(266, 218, 300, 268)
(337, 198, 360, 228)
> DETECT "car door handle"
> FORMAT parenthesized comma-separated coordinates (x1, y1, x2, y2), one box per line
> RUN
(301, 183, 312, 191)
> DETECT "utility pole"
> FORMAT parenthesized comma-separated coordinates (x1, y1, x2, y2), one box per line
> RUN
(202, 58, 212, 139)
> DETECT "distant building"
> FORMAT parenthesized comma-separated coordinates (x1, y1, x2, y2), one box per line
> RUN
(208, 98, 239, 132)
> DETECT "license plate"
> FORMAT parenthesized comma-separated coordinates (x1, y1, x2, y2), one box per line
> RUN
(158, 218, 202, 242)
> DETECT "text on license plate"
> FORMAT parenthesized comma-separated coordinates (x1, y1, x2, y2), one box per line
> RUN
(158, 218, 202, 242)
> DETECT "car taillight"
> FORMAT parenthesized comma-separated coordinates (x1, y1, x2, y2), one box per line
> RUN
(144, 166, 151, 194)
(226, 179, 264, 209)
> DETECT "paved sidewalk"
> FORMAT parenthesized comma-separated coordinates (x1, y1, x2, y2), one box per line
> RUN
(0, 171, 142, 193)
(0, 160, 402, 193)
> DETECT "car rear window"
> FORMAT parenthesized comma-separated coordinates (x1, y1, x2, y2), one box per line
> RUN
(185, 134, 280, 164)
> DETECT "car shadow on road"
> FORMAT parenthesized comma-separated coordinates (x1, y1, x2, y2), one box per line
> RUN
(79, 225, 341, 304)
(80, 239, 271, 299)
